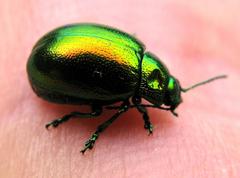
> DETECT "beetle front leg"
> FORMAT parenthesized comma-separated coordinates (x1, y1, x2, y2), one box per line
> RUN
(132, 96, 153, 135)
(45, 105, 102, 129)
(136, 105, 153, 135)
(81, 101, 129, 154)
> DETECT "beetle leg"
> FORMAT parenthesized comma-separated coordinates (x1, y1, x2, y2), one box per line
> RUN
(45, 105, 102, 129)
(80, 101, 129, 154)
(135, 105, 153, 135)
(131, 96, 153, 134)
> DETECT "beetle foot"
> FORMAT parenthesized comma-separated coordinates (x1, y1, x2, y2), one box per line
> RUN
(80, 133, 98, 154)
(45, 113, 74, 129)
(171, 110, 178, 117)
(45, 119, 62, 129)
(144, 123, 153, 135)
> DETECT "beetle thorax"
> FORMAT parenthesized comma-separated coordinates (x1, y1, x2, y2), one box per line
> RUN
(138, 52, 170, 106)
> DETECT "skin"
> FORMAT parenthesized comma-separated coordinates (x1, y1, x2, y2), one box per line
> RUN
(0, 0, 240, 177)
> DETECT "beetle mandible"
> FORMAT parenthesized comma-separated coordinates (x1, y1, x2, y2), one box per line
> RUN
(27, 23, 226, 153)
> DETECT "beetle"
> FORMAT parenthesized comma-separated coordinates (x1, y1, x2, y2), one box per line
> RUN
(27, 23, 226, 153)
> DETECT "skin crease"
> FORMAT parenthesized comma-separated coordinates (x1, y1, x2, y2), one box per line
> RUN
(0, 0, 240, 177)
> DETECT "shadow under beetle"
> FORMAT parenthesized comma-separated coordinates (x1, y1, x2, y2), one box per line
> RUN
(27, 23, 227, 153)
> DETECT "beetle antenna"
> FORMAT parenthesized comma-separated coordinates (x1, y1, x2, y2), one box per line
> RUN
(181, 75, 227, 92)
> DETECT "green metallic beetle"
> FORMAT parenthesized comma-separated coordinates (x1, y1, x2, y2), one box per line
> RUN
(27, 23, 226, 153)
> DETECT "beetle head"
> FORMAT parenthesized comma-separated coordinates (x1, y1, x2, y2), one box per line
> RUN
(163, 76, 182, 113)
(164, 74, 227, 116)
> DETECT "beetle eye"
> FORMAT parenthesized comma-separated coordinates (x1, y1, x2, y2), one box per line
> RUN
(168, 77, 175, 90)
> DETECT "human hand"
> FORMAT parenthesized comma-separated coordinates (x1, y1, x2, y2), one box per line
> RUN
(0, 1, 239, 178)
